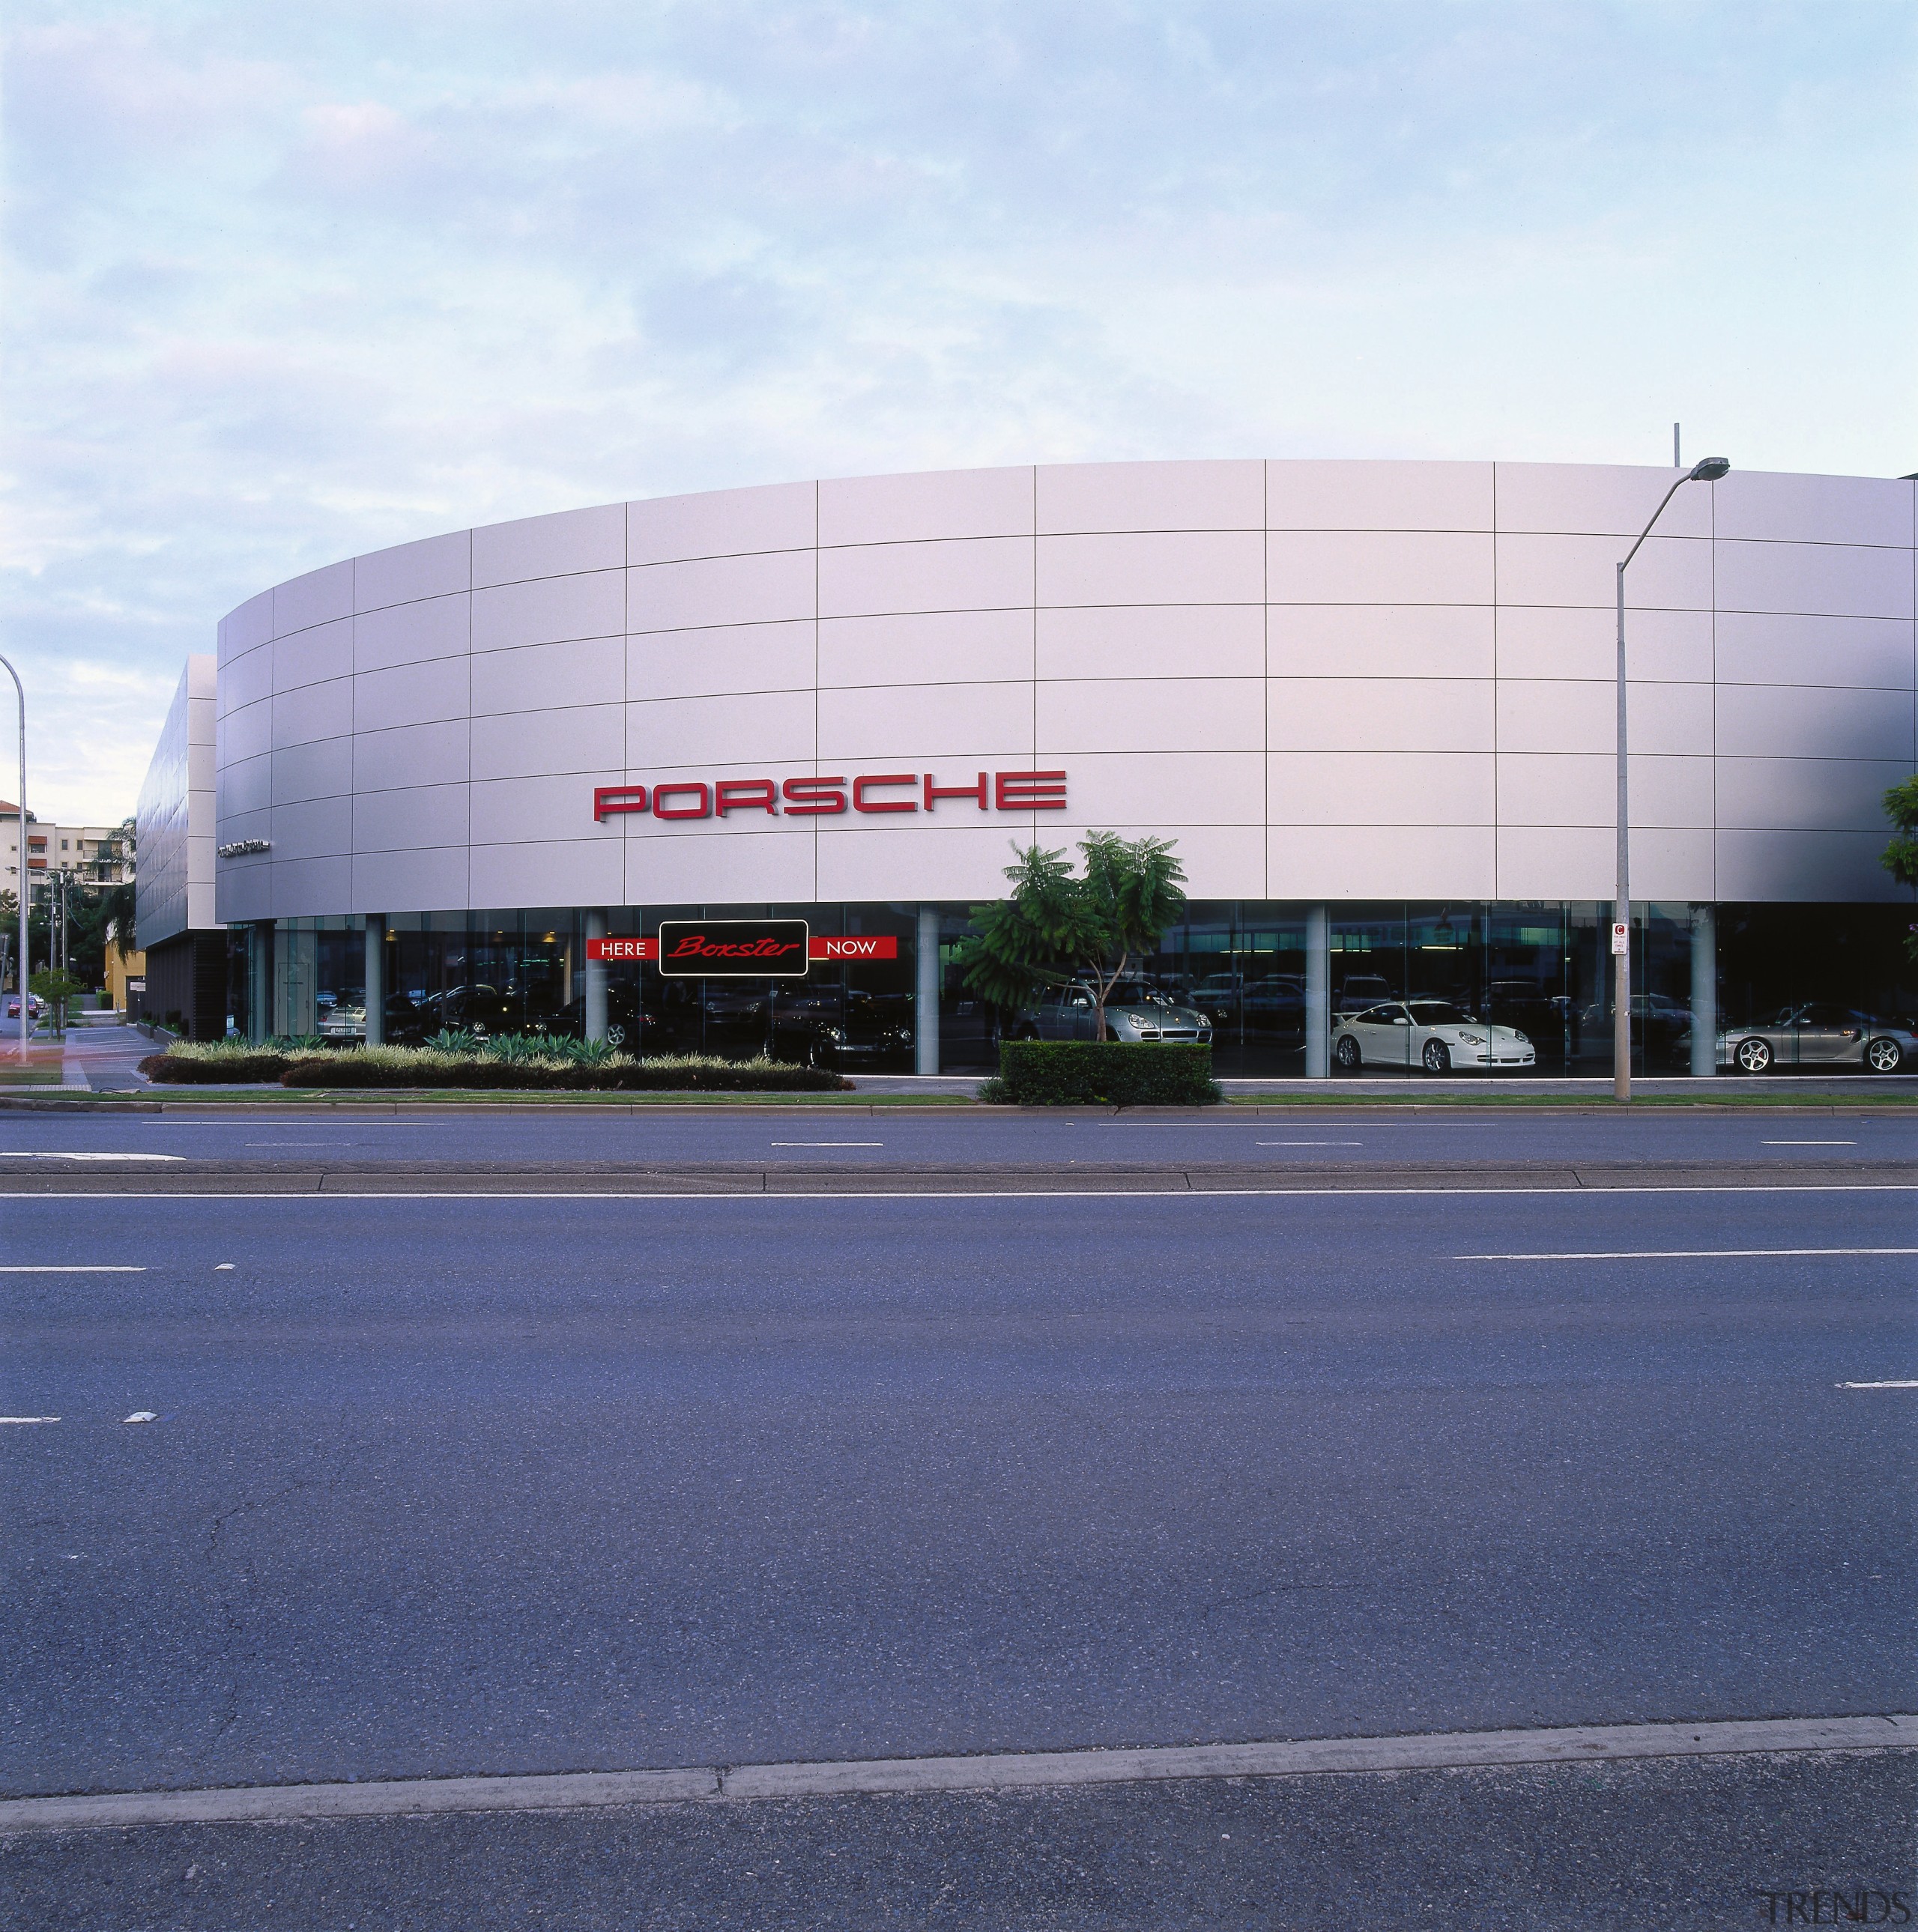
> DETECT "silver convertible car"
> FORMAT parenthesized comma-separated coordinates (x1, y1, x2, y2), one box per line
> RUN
(1331, 999, 1536, 1073)
(1717, 1003, 1916, 1074)
(1017, 979, 1213, 1045)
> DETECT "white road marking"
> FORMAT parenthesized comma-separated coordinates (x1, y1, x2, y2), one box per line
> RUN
(1258, 1141, 1363, 1147)
(1839, 1380, 1918, 1389)
(3, 1713, 1908, 1831)
(1764, 1139, 1857, 1146)
(1457, 1247, 1918, 1261)
(0, 1417, 59, 1425)
(0, 1265, 146, 1273)
(121, 1411, 157, 1424)
(7, 1184, 1918, 1202)
(770, 1142, 884, 1147)
(0, 1151, 183, 1162)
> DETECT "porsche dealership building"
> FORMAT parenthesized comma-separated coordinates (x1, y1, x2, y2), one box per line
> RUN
(137, 458, 1918, 1073)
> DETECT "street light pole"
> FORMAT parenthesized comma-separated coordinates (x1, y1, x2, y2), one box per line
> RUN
(1614, 457, 1730, 1102)
(0, 656, 25, 1059)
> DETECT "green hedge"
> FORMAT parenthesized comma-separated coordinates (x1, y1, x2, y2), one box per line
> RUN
(140, 1050, 292, 1084)
(984, 1041, 1220, 1106)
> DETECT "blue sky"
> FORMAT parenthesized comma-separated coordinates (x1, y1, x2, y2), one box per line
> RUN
(4, 1, 1914, 822)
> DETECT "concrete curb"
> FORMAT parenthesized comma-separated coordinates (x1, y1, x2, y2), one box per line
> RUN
(5, 1714, 1911, 1832)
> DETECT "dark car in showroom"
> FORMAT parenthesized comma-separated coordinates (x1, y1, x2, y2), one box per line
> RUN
(548, 983, 696, 1056)
(771, 985, 916, 1069)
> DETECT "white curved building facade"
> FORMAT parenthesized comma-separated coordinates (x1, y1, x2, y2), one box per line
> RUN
(176, 459, 1918, 1070)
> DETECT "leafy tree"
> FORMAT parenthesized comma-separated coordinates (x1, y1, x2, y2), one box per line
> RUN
(958, 832, 1188, 1041)
(1884, 776, 1918, 960)
(29, 968, 85, 1032)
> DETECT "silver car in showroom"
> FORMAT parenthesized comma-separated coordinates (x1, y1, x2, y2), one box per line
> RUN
(1716, 1002, 1917, 1074)
(1018, 978, 1213, 1044)
(1331, 999, 1536, 1073)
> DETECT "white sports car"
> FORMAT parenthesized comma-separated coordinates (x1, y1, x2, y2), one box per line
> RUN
(1331, 999, 1536, 1073)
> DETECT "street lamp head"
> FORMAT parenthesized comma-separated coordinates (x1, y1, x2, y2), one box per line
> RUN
(1688, 456, 1731, 482)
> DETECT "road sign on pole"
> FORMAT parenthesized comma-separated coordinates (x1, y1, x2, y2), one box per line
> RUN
(1610, 922, 1630, 957)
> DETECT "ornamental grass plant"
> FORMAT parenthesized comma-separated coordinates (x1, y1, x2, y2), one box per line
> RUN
(140, 1038, 850, 1091)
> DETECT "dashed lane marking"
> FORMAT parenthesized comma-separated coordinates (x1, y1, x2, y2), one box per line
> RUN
(1839, 1380, 1918, 1389)
(0, 1265, 147, 1273)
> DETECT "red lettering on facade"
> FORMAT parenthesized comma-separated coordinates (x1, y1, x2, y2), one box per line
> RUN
(593, 784, 649, 820)
(852, 773, 918, 814)
(667, 935, 802, 960)
(652, 783, 713, 820)
(810, 936, 899, 960)
(781, 776, 848, 815)
(715, 779, 778, 817)
(994, 770, 1068, 811)
(593, 770, 1067, 824)
(925, 772, 988, 812)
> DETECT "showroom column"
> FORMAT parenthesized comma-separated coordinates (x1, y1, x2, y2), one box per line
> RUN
(1689, 904, 1716, 1079)
(916, 906, 941, 1076)
(584, 909, 608, 1045)
(363, 914, 386, 1047)
(1304, 905, 1331, 1079)
(246, 924, 273, 1044)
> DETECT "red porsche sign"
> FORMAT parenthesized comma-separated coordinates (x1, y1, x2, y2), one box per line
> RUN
(593, 769, 1066, 823)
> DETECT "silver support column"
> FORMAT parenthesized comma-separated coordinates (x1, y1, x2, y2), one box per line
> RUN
(1689, 903, 1716, 1079)
(1304, 904, 1331, 1079)
(916, 906, 941, 1076)
(363, 914, 387, 1047)
(247, 924, 272, 1044)
(584, 909, 608, 1045)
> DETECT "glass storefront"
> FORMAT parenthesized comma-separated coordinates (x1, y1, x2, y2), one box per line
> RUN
(236, 901, 1918, 1077)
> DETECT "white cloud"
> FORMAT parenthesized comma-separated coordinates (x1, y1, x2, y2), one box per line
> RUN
(1, 0, 1913, 823)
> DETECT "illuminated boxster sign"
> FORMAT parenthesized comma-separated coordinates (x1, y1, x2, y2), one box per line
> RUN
(586, 934, 899, 963)
(656, 919, 810, 978)
(593, 771, 1067, 823)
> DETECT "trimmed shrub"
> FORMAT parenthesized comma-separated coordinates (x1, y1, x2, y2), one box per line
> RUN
(987, 1041, 1220, 1107)
(141, 1046, 294, 1083)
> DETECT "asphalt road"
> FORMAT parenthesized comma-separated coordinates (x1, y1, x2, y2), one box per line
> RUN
(4, 1174, 1913, 1923)
(0, 1101, 1914, 1168)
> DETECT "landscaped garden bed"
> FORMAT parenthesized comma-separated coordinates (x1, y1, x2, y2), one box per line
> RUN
(139, 1036, 851, 1092)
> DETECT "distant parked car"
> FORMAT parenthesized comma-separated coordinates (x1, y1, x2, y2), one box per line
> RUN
(1717, 1004, 1916, 1074)
(4, 994, 45, 1021)
(1582, 992, 1692, 1064)
(1334, 975, 1394, 1016)
(407, 984, 521, 1038)
(318, 996, 366, 1040)
(1190, 981, 1313, 1043)
(1331, 999, 1535, 1073)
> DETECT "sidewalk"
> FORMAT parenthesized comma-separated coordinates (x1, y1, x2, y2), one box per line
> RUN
(58, 1023, 156, 1092)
